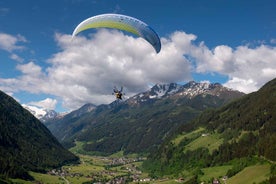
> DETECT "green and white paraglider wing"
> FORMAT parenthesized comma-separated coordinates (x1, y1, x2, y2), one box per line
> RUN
(72, 13, 161, 53)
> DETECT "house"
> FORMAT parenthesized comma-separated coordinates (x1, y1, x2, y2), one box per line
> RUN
(213, 178, 220, 184)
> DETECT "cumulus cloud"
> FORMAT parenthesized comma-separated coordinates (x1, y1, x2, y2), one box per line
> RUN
(0, 33, 27, 52)
(43, 30, 193, 109)
(1, 30, 276, 111)
(225, 45, 276, 92)
(0, 33, 27, 63)
(187, 44, 276, 93)
(0, 62, 45, 95)
(1, 30, 193, 110)
(10, 53, 24, 62)
(28, 98, 57, 110)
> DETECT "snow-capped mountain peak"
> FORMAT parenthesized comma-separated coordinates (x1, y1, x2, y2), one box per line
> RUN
(178, 81, 234, 98)
(127, 81, 243, 105)
(22, 104, 47, 119)
(179, 81, 213, 97)
(23, 103, 97, 123)
(150, 83, 182, 98)
(22, 104, 60, 122)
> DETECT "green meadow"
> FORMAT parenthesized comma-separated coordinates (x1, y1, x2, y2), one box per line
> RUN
(10, 172, 64, 184)
(171, 127, 224, 154)
(227, 164, 271, 184)
(172, 127, 205, 145)
(200, 165, 232, 182)
(184, 132, 223, 153)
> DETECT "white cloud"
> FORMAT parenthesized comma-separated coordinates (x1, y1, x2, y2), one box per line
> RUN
(270, 38, 276, 44)
(10, 53, 24, 62)
(188, 42, 276, 93)
(42, 30, 193, 109)
(16, 62, 42, 75)
(1, 30, 276, 111)
(0, 33, 27, 52)
(0, 62, 46, 94)
(1, 30, 193, 110)
(224, 77, 258, 93)
(28, 98, 57, 110)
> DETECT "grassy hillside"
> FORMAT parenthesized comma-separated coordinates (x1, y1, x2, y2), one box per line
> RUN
(184, 132, 223, 154)
(227, 164, 270, 184)
(200, 165, 232, 182)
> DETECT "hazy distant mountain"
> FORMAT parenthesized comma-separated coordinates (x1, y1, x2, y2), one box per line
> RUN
(46, 81, 244, 155)
(144, 78, 276, 177)
(0, 91, 78, 180)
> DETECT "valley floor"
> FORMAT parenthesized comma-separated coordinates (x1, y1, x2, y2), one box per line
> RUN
(3, 141, 273, 184)
(5, 154, 272, 184)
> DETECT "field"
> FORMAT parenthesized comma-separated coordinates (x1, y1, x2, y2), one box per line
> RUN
(184, 132, 223, 153)
(200, 165, 232, 182)
(171, 127, 223, 154)
(20, 154, 149, 184)
(171, 127, 205, 145)
(10, 172, 64, 184)
(7, 157, 272, 184)
(227, 164, 270, 184)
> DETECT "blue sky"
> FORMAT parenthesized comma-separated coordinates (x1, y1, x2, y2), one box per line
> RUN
(1, 0, 276, 112)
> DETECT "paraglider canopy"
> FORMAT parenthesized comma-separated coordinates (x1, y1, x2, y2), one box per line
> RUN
(72, 13, 161, 53)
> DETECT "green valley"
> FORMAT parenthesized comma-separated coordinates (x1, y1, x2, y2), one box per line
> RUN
(1, 79, 276, 183)
(4, 154, 274, 184)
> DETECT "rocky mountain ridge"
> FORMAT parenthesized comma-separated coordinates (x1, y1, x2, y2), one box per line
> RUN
(127, 81, 242, 105)
(24, 81, 242, 122)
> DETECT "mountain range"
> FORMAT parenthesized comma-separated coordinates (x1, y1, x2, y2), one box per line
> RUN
(143, 78, 276, 182)
(0, 90, 79, 180)
(44, 81, 244, 155)
(2, 78, 275, 183)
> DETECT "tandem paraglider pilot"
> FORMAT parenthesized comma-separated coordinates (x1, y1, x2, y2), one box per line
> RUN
(113, 86, 124, 100)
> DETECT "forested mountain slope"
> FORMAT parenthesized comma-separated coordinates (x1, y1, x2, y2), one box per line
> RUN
(46, 81, 244, 155)
(143, 78, 276, 180)
(0, 91, 79, 180)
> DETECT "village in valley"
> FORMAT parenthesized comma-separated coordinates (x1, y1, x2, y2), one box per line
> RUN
(43, 155, 229, 184)
(44, 155, 154, 184)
